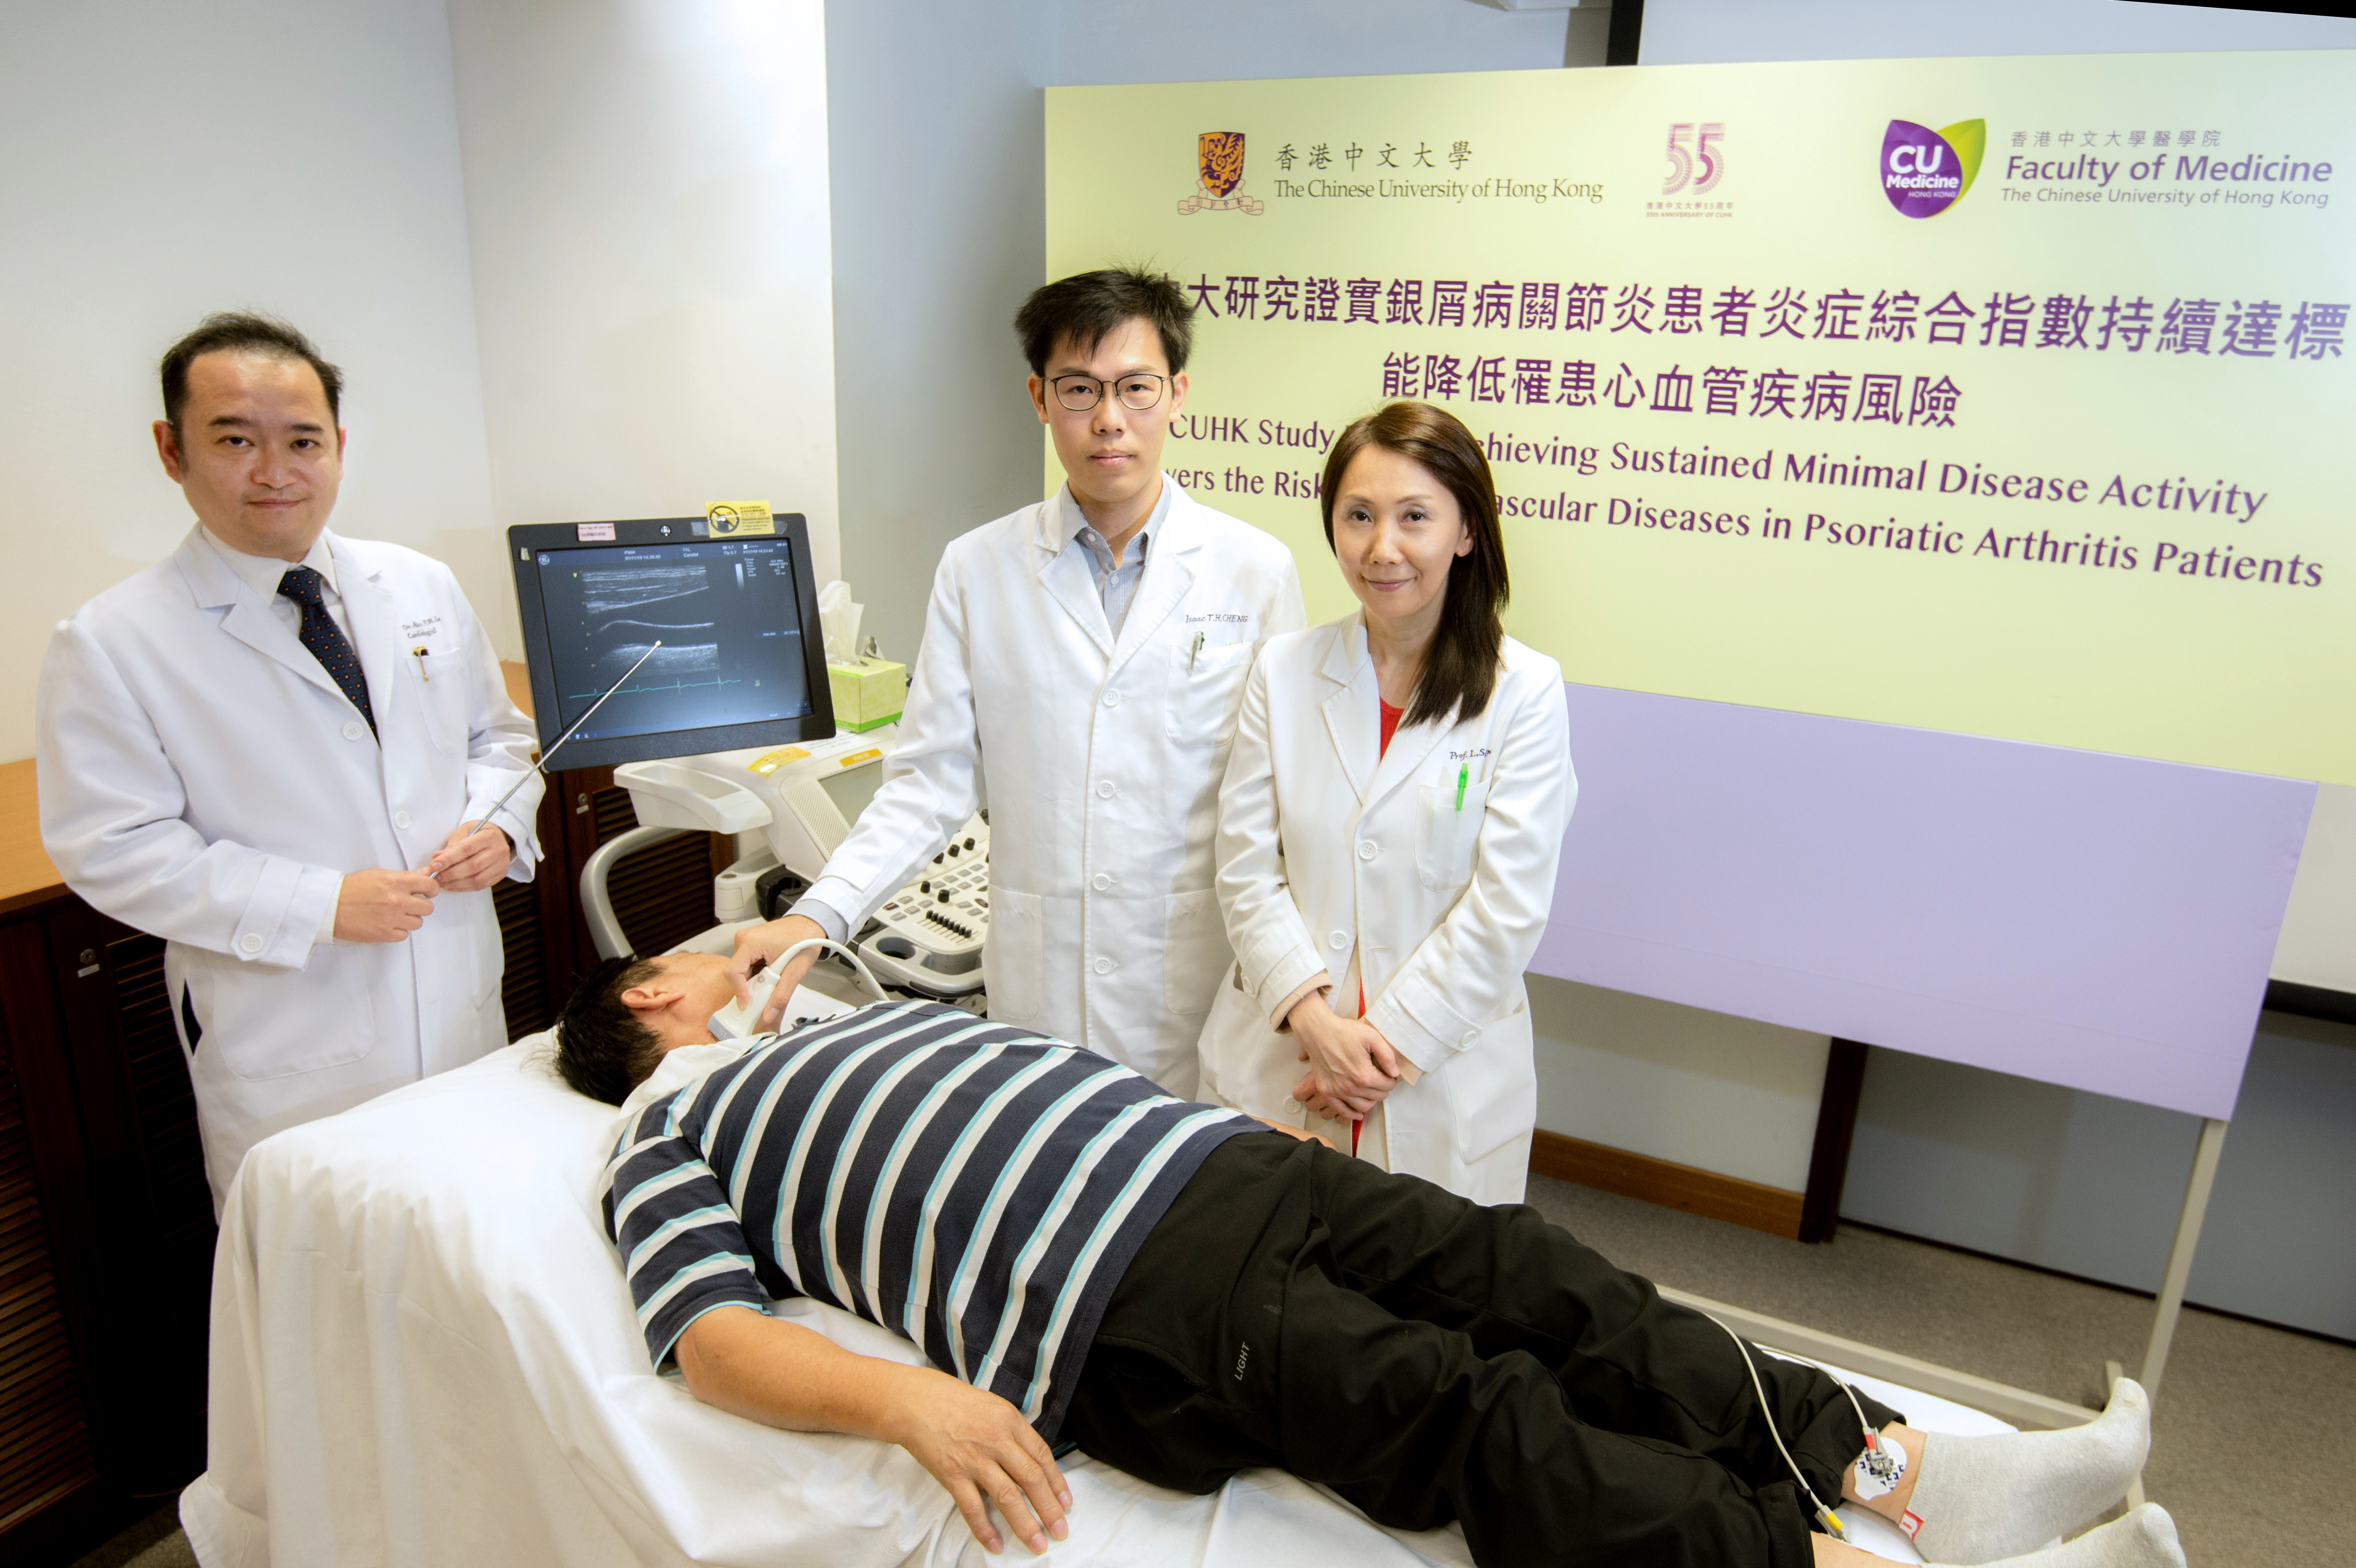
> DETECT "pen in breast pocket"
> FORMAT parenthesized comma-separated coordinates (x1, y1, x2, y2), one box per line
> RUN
(412, 646, 430, 681)
(1191, 630, 1205, 671)
(1455, 760, 1468, 811)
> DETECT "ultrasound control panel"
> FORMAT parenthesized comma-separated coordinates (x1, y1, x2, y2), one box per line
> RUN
(853, 814, 991, 995)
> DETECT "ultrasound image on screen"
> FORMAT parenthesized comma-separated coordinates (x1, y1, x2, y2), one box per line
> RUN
(531, 538, 812, 745)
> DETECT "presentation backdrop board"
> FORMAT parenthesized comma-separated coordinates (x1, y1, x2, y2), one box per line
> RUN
(1534, 685, 2312, 1121)
(1044, 51, 2355, 787)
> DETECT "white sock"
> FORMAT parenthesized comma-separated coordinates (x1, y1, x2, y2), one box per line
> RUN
(1906, 1379, 2152, 1564)
(1929, 1503, 2185, 1568)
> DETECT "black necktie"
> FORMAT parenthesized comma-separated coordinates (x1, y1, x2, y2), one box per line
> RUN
(277, 565, 376, 736)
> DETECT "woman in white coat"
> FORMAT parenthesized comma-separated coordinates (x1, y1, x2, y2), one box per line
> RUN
(1198, 401, 1575, 1204)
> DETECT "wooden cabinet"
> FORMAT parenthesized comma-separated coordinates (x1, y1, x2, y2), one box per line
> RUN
(0, 903, 179, 1564)
(0, 917, 112, 1565)
(0, 763, 728, 1564)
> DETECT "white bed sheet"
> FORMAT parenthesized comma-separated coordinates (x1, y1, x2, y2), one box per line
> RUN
(182, 1032, 2004, 1567)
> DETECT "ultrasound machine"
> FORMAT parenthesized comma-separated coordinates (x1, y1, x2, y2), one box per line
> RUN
(507, 514, 988, 1002)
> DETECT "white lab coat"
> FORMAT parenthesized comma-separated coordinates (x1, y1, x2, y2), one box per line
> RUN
(801, 481, 1304, 1096)
(1198, 616, 1576, 1203)
(35, 527, 542, 1207)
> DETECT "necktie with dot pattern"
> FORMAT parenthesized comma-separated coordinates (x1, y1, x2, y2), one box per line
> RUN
(277, 565, 377, 737)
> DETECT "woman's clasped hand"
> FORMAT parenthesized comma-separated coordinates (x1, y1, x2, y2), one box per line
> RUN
(1286, 989, 1403, 1120)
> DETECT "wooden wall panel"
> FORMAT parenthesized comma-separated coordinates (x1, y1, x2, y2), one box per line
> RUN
(494, 877, 552, 1040)
(1530, 1129, 1806, 1239)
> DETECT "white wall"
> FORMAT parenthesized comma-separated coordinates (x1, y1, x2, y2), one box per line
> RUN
(2276, 784, 2356, 993)
(446, 0, 842, 593)
(822, 0, 1054, 663)
(1846, 1010, 2356, 1340)
(0, 0, 498, 763)
(1533, 976, 1827, 1189)
(1045, 0, 1580, 82)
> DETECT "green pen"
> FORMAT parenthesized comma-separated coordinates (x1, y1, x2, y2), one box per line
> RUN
(1455, 760, 1468, 811)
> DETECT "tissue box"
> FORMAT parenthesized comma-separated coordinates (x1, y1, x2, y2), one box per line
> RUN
(827, 657, 908, 732)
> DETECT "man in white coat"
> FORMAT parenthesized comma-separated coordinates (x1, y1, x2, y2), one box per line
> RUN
(730, 268, 1304, 1095)
(36, 312, 541, 1210)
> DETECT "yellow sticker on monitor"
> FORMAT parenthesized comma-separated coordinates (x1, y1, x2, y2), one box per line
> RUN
(746, 746, 809, 776)
(706, 500, 776, 537)
(837, 748, 882, 769)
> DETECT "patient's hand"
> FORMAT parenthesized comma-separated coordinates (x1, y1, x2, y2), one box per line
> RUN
(881, 1367, 1073, 1556)
(727, 914, 827, 1029)
(677, 1306, 1071, 1556)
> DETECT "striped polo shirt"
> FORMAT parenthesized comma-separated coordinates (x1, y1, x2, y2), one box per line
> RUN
(600, 999, 1254, 1435)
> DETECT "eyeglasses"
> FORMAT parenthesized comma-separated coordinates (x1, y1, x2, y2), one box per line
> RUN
(1048, 373, 1169, 412)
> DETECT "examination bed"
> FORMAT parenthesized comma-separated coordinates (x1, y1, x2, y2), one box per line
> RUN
(180, 1025, 2003, 1567)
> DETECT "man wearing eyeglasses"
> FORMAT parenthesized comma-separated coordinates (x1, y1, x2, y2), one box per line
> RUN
(729, 267, 1305, 1096)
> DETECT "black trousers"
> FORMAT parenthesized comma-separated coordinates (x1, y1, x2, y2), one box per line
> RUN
(1062, 1133, 1902, 1568)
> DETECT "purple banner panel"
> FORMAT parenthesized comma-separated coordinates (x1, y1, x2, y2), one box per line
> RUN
(1532, 685, 2316, 1121)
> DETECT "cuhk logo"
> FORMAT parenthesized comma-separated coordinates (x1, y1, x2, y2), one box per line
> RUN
(1881, 118, 1984, 217)
(1179, 131, 1263, 215)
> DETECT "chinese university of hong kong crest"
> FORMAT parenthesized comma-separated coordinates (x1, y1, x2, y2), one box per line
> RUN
(1179, 132, 1264, 215)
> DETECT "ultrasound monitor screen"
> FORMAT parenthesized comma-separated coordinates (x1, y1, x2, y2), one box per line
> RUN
(528, 536, 813, 745)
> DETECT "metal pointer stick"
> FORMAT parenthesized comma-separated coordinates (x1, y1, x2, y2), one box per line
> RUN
(449, 639, 663, 857)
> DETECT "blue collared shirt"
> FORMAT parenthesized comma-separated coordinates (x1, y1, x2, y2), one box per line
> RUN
(1057, 477, 1174, 641)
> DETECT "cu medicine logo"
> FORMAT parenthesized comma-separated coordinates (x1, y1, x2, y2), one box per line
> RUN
(1882, 118, 1987, 217)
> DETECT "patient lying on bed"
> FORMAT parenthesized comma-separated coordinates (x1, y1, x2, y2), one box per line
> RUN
(557, 954, 2184, 1568)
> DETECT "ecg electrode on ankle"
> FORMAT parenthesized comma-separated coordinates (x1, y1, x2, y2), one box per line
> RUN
(1702, 1313, 1886, 1545)
(1852, 1432, 1906, 1499)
